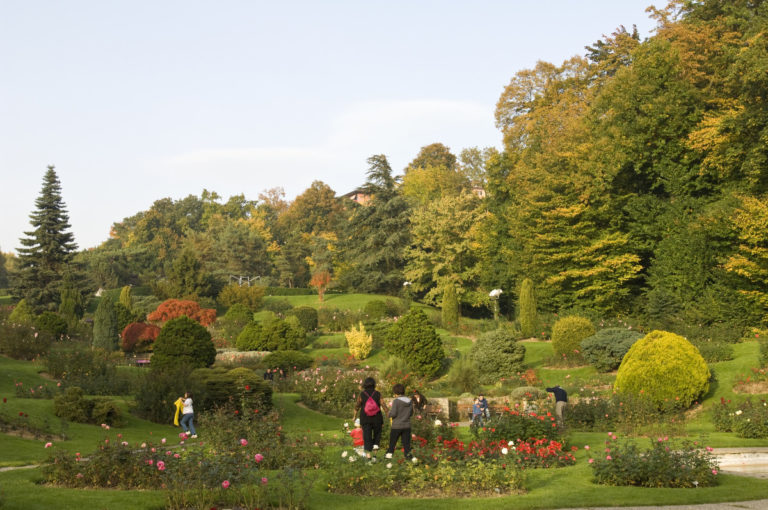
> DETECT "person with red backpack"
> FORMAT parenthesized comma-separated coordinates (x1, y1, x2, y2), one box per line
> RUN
(355, 377, 386, 460)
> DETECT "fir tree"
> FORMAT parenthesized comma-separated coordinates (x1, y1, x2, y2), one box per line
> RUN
(93, 297, 119, 351)
(14, 166, 78, 310)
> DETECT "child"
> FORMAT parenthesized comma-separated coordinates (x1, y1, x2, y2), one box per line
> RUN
(385, 383, 413, 460)
(350, 418, 365, 456)
(471, 397, 484, 427)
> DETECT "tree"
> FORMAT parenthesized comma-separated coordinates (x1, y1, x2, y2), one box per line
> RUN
(405, 143, 457, 173)
(309, 270, 331, 302)
(441, 284, 459, 331)
(93, 298, 119, 351)
(13, 166, 78, 310)
(119, 285, 133, 311)
(518, 278, 538, 338)
(386, 308, 444, 378)
(154, 247, 216, 299)
(0, 249, 8, 289)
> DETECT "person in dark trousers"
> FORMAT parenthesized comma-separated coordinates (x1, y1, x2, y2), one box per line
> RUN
(385, 383, 413, 460)
(478, 394, 490, 419)
(546, 384, 568, 428)
(355, 377, 386, 460)
(471, 397, 484, 427)
(412, 390, 428, 413)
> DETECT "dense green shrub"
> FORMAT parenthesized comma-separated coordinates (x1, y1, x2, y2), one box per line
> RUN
(262, 350, 313, 373)
(441, 285, 459, 331)
(262, 298, 293, 316)
(364, 319, 393, 348)
(151, 316, 217, 371)
(690, 339, 734, 363)
(384, 298, 406, 318)
(615, 330, 710, 408)
(581, 328, 643, 372)
(45, 342, 133, 395)
(363, 300, 387, 320)
(446, 356, 480, 394)
(132, 364, 196, 423)
(217, 283, 265, 311)
(470, 329, 526, 384)
(287, 305, 318, 332)
(53, 386, 123, 426)
(224, 303, 254, 324)
(7, 299, 34, 325)
(35, 311, 68, 338)
(192, 366, 273, 413)
(589, 435, 719, 488)
(551, 316, 595, 359)
(386, 308, 444, 378)
(518, 278, 538, 338)
(236, 322, 263, 351)
(114, 302, 144, 333)
(0, 321, 51, 360)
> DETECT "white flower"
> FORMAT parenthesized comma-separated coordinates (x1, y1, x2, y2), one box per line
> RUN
(501, 447, 508, 455)
(508, 440, 514, 446)
(403, 281, 411, 286)
(343, 422, 349, 428)
(341, 451, 348, 458)
(489, 289, 503, 298)
(349, 456, 357, 462)
(386, 463, 393, 469)
(411, 457, 418, 464)
(735, 410, 743, 415)
(434, 419, 442, 427)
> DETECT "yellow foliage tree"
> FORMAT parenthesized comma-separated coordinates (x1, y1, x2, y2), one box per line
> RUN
(345, 322, 372, 360)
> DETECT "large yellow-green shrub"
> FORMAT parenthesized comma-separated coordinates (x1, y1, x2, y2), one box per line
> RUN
(551, 316, 595, 357)
(345, 322, 373, 360)
(614, 330, 710, 408)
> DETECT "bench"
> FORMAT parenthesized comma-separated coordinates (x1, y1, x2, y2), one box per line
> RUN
(134, 359, 150, 368)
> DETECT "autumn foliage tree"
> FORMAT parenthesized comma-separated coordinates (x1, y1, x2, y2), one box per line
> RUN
(121, 322, 161, 353)
(147, 299, 216, 326)
(309, 270, 331, 302)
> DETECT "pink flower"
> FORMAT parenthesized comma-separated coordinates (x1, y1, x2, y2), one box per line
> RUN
(147, 459, 154, 466)
(584, 445, 590, 450)
(261, 477, 268, 484)
(240, 438, 248, 446)
(254, 453, 264, 463)
(706, 446, 713, 452)
(712, 469, 718, 475)
(157, 461, 165, 471)
(588, 458, 594, 464)
(606, 455, 612, 460)
(44, 442, 52, 448)
(174, 453, 180, 458)
(161, 438, 167, 444)
(221, 480, 230, 489)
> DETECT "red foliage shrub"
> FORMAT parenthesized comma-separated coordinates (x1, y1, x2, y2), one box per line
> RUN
(121, 322, 161, 352)
(147, 299, 217, 327)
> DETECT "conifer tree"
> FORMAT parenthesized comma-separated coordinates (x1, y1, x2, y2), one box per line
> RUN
(93, 297, 119, 351)
(441, 284, 459, 331)
(14, 166, 78, 310)
(119, 285, 133, 311)
(518, 278, 538, 338)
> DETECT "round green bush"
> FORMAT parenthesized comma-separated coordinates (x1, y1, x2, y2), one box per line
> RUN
(235, 322, 263, 351)
(35, 311, 68, 338)
(262, 298, 293, 316)
(224, 303, 253, 325)
(551, 316, 595, 357)
(262, 350, 313, 373)
(287, 306, 318, 332)
(192, 366, 272, 413)
(581, 328, 643, 372)
(151, 316, 216, 371)
(363, 300, 387, 321)
(614, 330, 710, 408)
(470, 329, 526, 384)
(386, 308, 444, 378)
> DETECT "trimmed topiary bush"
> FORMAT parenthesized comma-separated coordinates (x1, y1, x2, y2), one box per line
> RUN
(470, 329, 526, 384)
(581, 328, 643, 372)
(8, 299, 34, 325)
(235, 322, 263, 351)
(345, 322, 373, 360)
(53, 386, 123, 426)
(614, 330, 710, 409)
(441, 285, 459, 331)
(151, 316, 216, 371)
(386, 308, 444, 378)
(223, 303, 253, 324)
(262, 350, 313, 373)
(551, 316, 595, 359)
(363, 300, 387, 321)
(287, 306, 318, 332)
(518, 278, 538, 338)
(35, 311, 68, 339)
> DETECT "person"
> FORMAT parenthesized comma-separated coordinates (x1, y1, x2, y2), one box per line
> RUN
(355, 377, 385, 460)
(385, 383, 413, 460)
(180, 392, 197, 438)
(349, 419, 365, 456)
(412, 390, 428, 413)
(471, 397, 484, 427)
(546, 384, 568, 428)
(478, 394, 490, 420)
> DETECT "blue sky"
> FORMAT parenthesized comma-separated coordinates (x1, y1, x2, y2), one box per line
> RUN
(1, 1, 657, 253)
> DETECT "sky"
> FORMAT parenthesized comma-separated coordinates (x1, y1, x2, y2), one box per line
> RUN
(0, 1, 658, 254)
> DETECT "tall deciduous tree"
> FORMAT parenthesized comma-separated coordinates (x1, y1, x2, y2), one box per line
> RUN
(14, 166, 78, 310)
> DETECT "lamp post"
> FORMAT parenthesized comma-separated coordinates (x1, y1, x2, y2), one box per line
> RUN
(489, 288, 503, 322)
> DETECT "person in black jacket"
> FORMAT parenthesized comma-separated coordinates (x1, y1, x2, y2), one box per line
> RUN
(546, 384, 568, 428)
(355, 377, 386, 460)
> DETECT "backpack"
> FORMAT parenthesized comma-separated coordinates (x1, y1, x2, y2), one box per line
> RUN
(362, 391, 380, 416)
